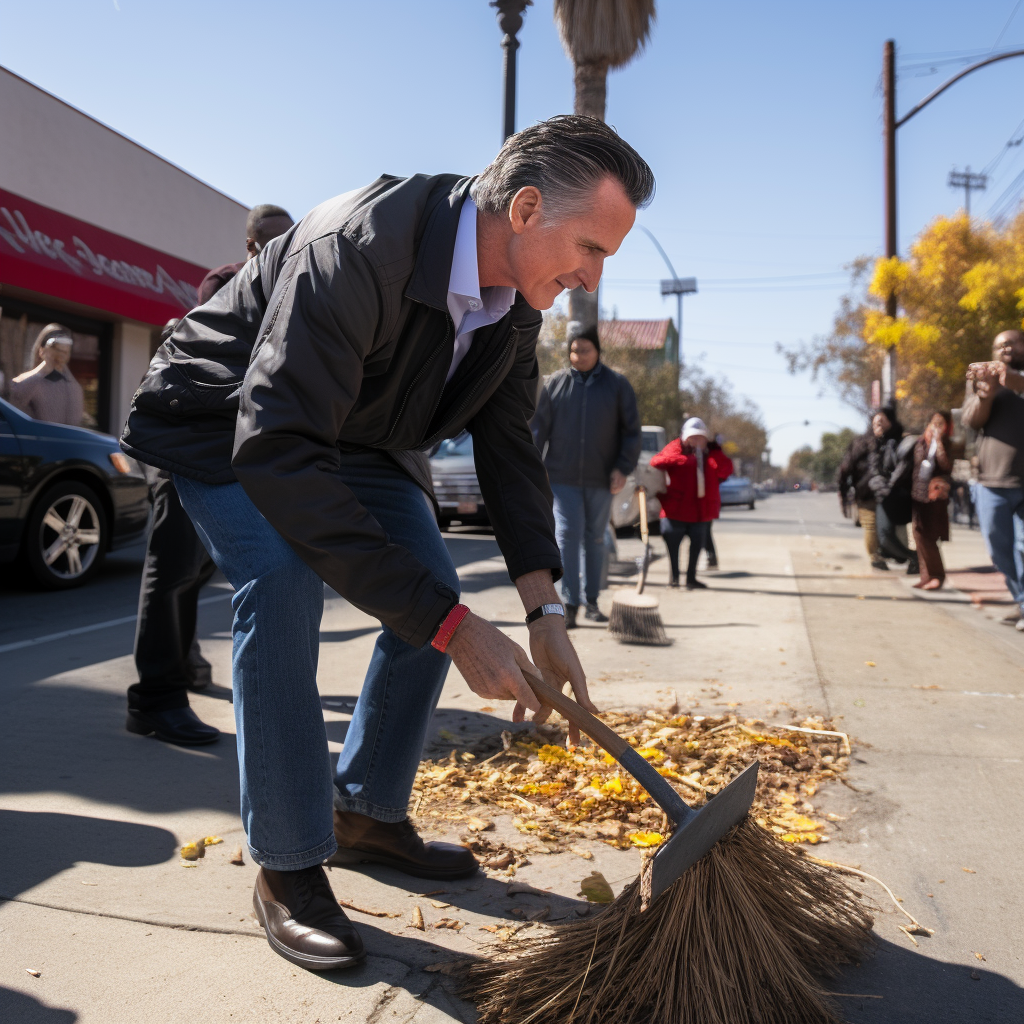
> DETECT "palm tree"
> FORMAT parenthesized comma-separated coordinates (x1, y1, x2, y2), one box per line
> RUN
(553, 0, 656, 332)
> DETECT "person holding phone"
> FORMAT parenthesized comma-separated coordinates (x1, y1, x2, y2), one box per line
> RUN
(962, 330, 1024, 627)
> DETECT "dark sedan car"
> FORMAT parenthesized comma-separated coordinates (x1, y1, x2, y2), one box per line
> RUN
(0, 397, 150, 588)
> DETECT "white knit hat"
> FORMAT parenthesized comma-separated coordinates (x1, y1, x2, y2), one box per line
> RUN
(681, 417, 708, 442)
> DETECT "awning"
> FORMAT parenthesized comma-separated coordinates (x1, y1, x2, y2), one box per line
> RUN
(0, 187, 208, 325)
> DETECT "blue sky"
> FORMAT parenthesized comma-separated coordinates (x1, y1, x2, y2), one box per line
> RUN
(4, 0, 1024, 461)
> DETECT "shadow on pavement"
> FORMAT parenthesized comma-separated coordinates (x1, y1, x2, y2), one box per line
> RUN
(310, 922, 482, 1022)
(0, 988, 77, 1024)
(0, 683, 240, 818)
(0, 810, 177, 900)
(833, 936, 1024, 1023)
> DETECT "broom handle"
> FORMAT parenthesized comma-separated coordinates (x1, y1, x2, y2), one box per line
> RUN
(522, 670, 697, 826)
(638, 486, 649, 546)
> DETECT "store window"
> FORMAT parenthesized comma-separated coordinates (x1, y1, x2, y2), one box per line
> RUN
(0, 303, 110, 431)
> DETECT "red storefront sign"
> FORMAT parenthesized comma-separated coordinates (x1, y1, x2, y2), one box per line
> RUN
(0, 187, 209, 325)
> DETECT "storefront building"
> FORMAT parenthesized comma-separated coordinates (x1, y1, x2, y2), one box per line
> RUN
(0, 65, 248, 435)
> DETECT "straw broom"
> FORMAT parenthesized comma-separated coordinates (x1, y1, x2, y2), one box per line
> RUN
(463, 817, 873, 1024)
(609, 487, 669, 645)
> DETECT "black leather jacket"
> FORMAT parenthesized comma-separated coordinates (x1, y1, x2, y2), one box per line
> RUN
(121, 173, 559, 647)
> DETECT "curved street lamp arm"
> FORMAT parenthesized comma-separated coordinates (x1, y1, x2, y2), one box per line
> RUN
(896, 49, 1024, 128)
(638, 226, 679, 280)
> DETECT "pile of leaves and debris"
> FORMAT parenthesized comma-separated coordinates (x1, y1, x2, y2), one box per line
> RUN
(411, 709, 851, 873)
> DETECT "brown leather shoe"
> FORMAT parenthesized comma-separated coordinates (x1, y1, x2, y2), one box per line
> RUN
(329, 810, 478, 880)
(253, 866, 364, 971)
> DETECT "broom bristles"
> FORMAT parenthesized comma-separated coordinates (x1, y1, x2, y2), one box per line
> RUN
(609, 591, 670, 646)
(462, 817, 874, 1024)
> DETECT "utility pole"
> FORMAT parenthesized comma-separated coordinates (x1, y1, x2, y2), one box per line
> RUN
(880, 39, 1024, 405)
(492, 1, 531, 142)
(882, 39, 897, 405)
(948, 166, 987, 216)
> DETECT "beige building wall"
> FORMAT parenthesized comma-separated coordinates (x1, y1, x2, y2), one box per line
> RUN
(0, 66, 248, 269)
(110, 322, 154, 439)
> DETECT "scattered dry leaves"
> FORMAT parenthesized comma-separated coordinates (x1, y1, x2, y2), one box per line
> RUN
(410, 710, 851, 866)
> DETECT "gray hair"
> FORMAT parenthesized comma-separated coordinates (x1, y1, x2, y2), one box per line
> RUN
(471, 114, 655, 221)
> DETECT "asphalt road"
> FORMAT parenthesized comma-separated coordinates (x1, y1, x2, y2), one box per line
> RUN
(0, 491, 852, 652)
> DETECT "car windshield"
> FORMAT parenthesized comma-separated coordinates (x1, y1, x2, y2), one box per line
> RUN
(721, 477, 750, 488)
(432, 433, 474, 459)
(641, 432, 662, 452)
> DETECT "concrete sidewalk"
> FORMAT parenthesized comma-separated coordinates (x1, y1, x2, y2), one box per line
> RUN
(1, 495, 1022, 1023)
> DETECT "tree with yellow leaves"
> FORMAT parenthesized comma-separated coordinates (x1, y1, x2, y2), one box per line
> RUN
(783, 212, 1024, 428)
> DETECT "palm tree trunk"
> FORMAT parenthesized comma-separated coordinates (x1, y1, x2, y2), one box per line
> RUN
(573, 60, 608, 118)
(568, 60, 609, 333)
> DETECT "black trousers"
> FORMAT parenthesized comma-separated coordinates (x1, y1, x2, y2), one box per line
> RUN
(659, 518, 709, 583)
(128, 471, 216, 712)
(705, 522, 717, 564)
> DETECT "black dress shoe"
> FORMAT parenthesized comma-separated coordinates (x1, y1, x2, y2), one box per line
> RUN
(253, 866, 364, 971)
(564, 604, 579, 629)
(584, 603, 609, 623)
(329, 810, 478, 880)
(685, 578, 708, 590)
(126, 706, 220, 746)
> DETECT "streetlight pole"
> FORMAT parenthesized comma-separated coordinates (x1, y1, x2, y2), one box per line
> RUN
(881, 39, 1024, 405)
(492, 1, 532, 142)
(638, 226, 696, 367)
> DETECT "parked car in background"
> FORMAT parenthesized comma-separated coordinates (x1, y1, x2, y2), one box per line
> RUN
(429, 432, 490, 530)
(611, 425, 666, 529)
(0, 397, 150, 588)
(719, 475, 756, 510)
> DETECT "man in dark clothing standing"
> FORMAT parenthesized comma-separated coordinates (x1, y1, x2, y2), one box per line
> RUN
(127, 207, 294, 747)
(532, 324, 641, 626)
(197, 205, 294, 304)
(121, 116, 654, 971)
(962, 329, 1024, 628)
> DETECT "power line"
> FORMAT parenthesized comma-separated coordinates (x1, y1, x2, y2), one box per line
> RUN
(993, 0, 1024, 51)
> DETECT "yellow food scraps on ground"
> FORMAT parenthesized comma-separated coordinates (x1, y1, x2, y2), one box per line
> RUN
(203, 836, 223, 846)
(865, 661, 876, 668)
(180, 841, 203, 861)
(410, 708, 851, 865)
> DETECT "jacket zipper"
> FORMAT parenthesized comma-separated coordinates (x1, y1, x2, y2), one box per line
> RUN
(424, 323, 517, 446)
(379, 315, 454, 446)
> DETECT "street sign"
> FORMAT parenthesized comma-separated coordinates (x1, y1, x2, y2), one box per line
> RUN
(660, 277, 697, 295)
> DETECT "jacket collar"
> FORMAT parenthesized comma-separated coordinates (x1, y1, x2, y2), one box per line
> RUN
(570, 361, 604, 384)
(406, 176, 474, 311)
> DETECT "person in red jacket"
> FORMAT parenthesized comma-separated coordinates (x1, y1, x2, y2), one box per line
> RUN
(650, 417, 734, 589)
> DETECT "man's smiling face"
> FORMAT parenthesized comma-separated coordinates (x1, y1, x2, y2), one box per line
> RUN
(503, 176, 636, 310)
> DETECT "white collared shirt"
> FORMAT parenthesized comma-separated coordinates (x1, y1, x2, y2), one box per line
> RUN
(445, 197, 516, 382)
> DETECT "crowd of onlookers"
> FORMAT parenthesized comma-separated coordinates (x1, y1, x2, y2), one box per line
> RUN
(838, 327, 1024, 629)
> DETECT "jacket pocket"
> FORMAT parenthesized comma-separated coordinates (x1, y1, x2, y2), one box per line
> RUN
(133, 364, 240, 420)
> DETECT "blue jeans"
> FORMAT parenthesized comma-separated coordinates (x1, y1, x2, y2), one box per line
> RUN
(174, 453, 459, 870)
(551, 484, 614, 606)
(974, 485, 1024, 607)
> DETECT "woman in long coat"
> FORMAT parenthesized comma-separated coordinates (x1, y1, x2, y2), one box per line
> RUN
(911, 411, 953, 590)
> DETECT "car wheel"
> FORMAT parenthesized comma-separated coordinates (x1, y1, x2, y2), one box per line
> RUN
(24, 480, 108, 589)
(748, 500, 756, 510)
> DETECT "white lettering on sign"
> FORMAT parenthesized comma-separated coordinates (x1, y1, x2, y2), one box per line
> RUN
(0, 205, 199, 309)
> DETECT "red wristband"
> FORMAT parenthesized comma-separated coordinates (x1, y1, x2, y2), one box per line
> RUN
(431, 603, 470, 653)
